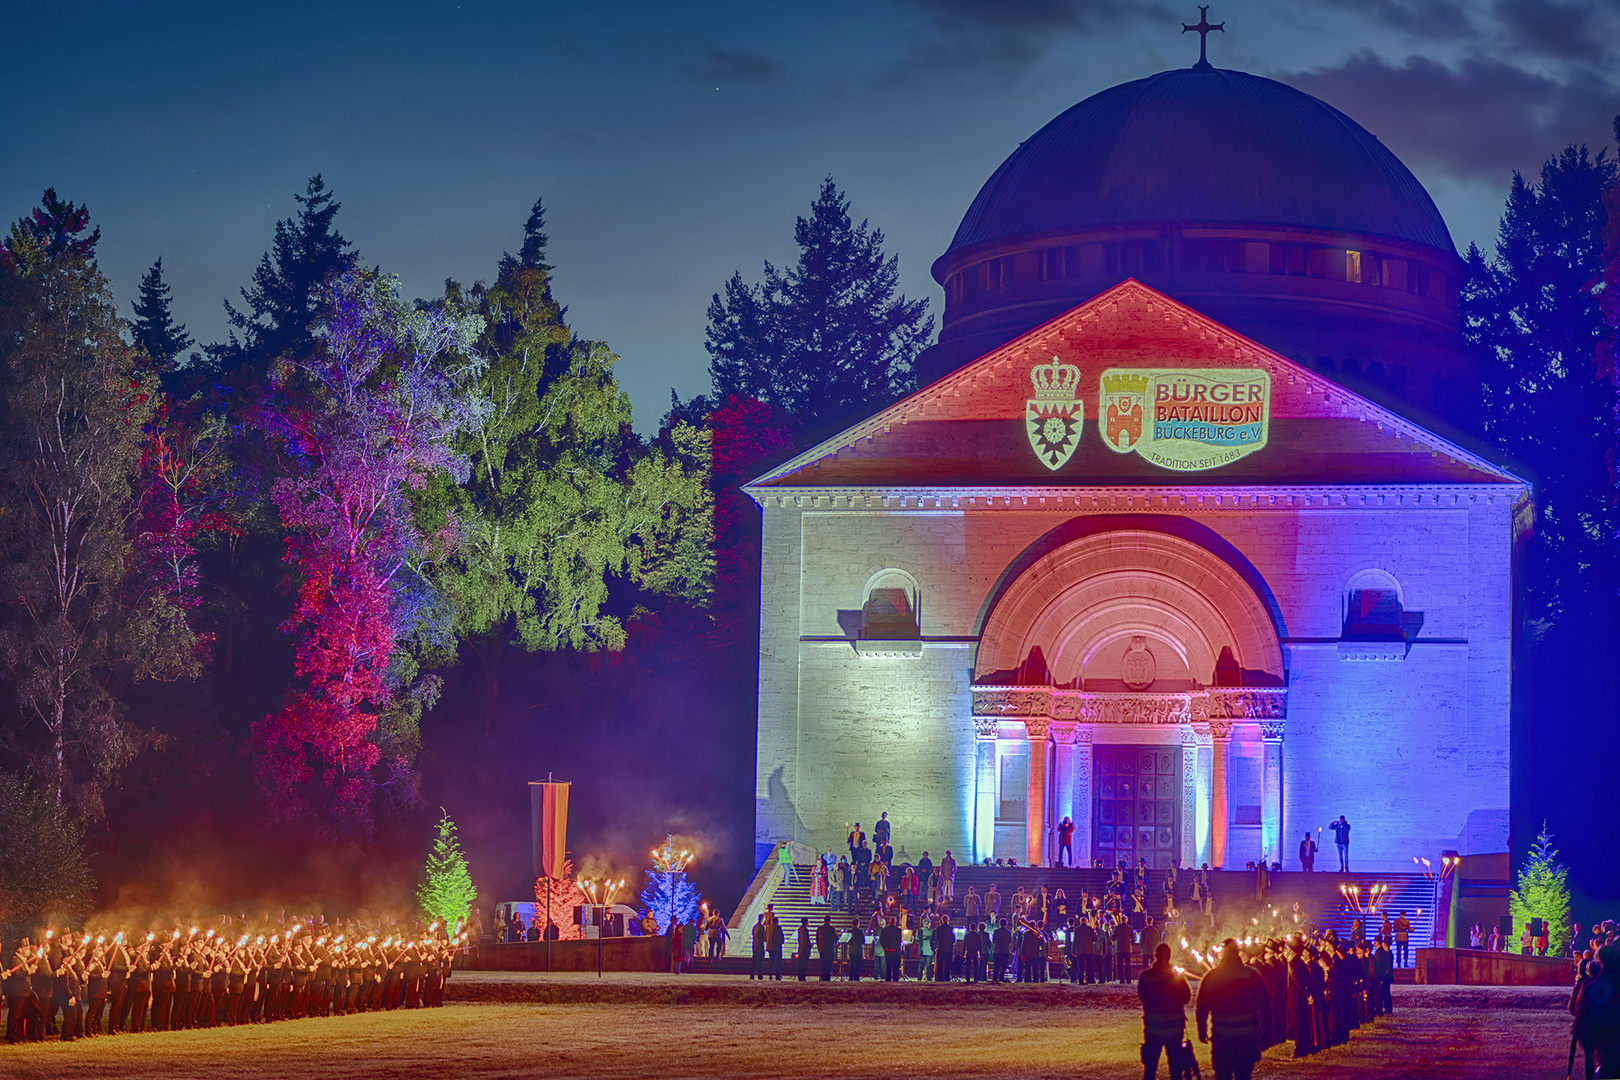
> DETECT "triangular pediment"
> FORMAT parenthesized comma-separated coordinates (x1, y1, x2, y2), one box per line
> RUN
(749, 280, 1523, 490)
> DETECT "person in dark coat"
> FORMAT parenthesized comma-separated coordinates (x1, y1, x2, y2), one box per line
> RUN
(992, 922, 1012, 983)
(934, 917, 956, 982)
(795, 918, 811, 981)
(846, 920, 865, 982)
(1137, 942, 1191, 1080)
(1196, 939, 1271, 1080)
(815, 916, 838, 981)
(748, 916, 765, 980)
(1114, 918, 1136, 984)
(1075, 918, 1097, 984)
(1286, 939, 1316, 1057)
(1574, 946, 1620, 1078)
(878, 918, 903, 982)
(1328, 944, 1357, 1046)
(963, 922, 984, 983)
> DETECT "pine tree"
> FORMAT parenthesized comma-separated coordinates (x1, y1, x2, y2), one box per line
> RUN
(706, 177, 933, 442)
(1509, 825, 1571, 957)
(417, 808, 477, 927)
(1466, 142, 1619, 629)
(130, 257, 193, 370)
(215, 174, 356, 371)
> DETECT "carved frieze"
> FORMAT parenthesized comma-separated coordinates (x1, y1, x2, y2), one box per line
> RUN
(1077, 695, 1191, 725)
(971, 684, 1286, 728)
(1206, 689, 1288, 720)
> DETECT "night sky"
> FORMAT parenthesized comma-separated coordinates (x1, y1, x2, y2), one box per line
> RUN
(4, 0, 1615, 428)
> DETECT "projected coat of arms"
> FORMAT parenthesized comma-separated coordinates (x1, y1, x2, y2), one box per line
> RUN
(1026, 357, 1084, 470)
(1098, 367, 1271, 471)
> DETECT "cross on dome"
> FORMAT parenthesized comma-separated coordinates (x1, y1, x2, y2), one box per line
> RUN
(1182, 6, 1225, 71)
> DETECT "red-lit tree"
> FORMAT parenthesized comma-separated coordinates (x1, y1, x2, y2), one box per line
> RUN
(129, 400, 237, 669)
(251, 269, 482, 833)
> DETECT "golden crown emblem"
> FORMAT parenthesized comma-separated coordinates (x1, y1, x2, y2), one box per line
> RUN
(1102, 372, 1149, 395)
(1029, 357, 1081, 401)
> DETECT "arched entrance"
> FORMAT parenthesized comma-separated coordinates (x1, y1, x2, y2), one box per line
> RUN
(970, 526, 1286, 871)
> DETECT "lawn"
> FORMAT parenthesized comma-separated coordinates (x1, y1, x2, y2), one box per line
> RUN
(0, 977, 1576, 1079)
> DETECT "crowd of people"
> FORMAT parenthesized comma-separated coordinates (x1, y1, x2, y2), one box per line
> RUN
(2, 912, 467, 1044)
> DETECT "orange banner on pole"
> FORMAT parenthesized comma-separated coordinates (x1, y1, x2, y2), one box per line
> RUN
(530, 780, 569, 880)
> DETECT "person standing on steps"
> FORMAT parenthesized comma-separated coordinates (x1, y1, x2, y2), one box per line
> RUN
(1057, 817, 1075, 867)
(1299, 831, 1318, 872)
(1330, 817, 1351, 872)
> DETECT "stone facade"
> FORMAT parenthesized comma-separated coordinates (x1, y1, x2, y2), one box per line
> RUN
(748, 283, 1522, 874)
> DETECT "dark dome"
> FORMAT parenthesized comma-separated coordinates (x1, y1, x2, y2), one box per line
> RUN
(949, 67, 1455, 256)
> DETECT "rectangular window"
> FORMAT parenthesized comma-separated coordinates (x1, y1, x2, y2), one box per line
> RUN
(1244, 242, 1270, 274)
(1382, 258, 1408, 291)
(1286, 245, 1306, 275)
(1041, 247, 1065, 281)
(998, 754, 1028, 821)
(1346, 250, 1362, 283)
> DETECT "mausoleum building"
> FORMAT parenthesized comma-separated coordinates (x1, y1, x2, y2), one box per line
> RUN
(747, 62, 1526, 875)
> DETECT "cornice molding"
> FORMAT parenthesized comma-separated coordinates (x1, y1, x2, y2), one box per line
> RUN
(747, 483, 1526, 511)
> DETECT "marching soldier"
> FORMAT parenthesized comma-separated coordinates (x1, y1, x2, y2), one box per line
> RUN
(1137, 942, 1191, 1080)
(1196, 939, 1271, 1080)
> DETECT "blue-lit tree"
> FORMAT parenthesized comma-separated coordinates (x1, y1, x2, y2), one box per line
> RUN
(639, 835, 700, 935)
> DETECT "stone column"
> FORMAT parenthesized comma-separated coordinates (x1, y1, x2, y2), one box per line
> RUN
(1261, 722, 1284, 867)
(1051, 724, 1076, 866)
(1194, 726, 1213, 867)
(1025, 718, 1050, 867)
(1180, 726, 1199, 869)
(973, 719, 997, 865)
(1210, 720, 1233, 869)
(1073, 727, 1094, 867)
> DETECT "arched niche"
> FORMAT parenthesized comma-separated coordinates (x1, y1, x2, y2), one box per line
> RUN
(975, 528, 1283, 688)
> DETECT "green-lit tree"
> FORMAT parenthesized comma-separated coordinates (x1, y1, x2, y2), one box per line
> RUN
(417, 808, 477, 928)
(420, 199, 712, 693)
(1509, 825, 1571, 957)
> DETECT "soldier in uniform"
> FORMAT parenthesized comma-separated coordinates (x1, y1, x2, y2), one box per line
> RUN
(1285, 937, 1315, 1057)
(1196, 939, 1272, 1080)
(84, 937, 109, 1035)
(1137, 942, 1191, 1080)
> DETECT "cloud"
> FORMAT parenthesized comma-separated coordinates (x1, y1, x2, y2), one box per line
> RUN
(1493, 0, 1611, 62)
(694, 45, 784, 85)
(1320, 0, 1481, 39)
(1280, 50, 1618, 182)
(889, 0, 1174, 80)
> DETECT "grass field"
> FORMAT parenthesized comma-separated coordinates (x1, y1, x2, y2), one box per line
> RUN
(0, 976, 1577, 1079)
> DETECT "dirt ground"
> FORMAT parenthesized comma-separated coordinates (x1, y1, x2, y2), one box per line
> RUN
(0, 976, 1577, 1079)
